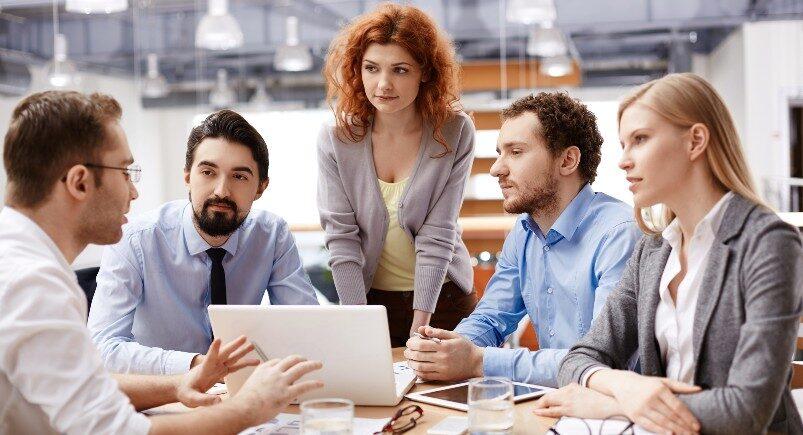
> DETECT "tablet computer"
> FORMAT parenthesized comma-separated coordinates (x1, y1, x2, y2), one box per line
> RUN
(405, 381, 554, 412)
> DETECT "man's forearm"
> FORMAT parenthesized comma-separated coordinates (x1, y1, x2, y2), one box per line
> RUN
(148, 398, 260, 435)
(113, 373, 180, 411)
(100, 339, 198, 375)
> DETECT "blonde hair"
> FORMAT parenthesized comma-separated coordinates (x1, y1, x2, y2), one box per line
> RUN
(618, 73, 766, 234)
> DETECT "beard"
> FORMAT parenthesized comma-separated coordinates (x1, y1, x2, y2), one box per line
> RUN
(501, 171, 560, 217)
(77, 191, 126, 246)
(190, 193, 245, 237)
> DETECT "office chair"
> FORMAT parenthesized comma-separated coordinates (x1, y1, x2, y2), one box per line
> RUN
(74, 267, 100, 313)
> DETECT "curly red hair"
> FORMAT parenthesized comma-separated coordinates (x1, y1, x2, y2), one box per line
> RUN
(323, 3, 460, 155)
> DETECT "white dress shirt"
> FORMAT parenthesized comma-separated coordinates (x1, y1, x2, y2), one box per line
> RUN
(580, 192, 734, 388)
(0, 207, 150, 435)
(655, 192, 733, 384)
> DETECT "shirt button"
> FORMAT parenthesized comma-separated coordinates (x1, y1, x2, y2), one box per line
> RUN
(543, 245, 550, 252)
(547, 288, 553, 294)
(549, 329, 555, 336)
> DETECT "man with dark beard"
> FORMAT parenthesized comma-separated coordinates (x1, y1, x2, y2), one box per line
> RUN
(405, 93, 641, 387)
(88, 110, 318, 376)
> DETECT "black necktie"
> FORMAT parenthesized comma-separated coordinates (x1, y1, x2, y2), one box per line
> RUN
(206, 248, 227, 305)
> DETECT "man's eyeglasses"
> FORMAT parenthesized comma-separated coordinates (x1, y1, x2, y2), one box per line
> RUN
(84, 163, 142, 183)
(374, 405, 423, 434)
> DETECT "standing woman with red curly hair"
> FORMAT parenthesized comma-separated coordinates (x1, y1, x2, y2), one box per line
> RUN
(317, 3, 477, 347)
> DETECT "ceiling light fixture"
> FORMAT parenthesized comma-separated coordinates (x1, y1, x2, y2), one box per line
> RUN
(142, 53, 168, 98)
(506, 0, 556, 25)
(46, 3, 80, 88)
(209, 69, 236, 108)
(65, 0, 128, 14)
(273, 16, 313, 72)
(249, 80, 272, 110)
(46, 34, 81, 88)
(196, 0, 244, 51)
(540, 54, 573, 77)
(526, 23, 567, 57)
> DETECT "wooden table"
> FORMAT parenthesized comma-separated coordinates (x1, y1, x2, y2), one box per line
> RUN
(148, 348, 558, 434)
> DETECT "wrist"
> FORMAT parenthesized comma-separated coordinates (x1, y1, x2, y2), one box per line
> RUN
(411, 310, 432, 327)
(471, 344, 485, 378)
(227, 392, 263, 428)
(589, 369, 626, 398)
(170, 374, 182, 401)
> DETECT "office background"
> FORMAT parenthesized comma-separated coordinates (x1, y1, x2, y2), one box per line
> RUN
(0, 0, 800, 303)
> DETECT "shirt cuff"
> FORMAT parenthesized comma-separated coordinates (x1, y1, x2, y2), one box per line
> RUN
(481, 346, 516, 379)
(165, 350, 198, 375)
(125, 411, 152, 434)
(580, 366, 607, 387)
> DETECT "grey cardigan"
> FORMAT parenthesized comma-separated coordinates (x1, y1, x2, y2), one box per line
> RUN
(558, 194, 803, 434)
(316, 112, 475, 313)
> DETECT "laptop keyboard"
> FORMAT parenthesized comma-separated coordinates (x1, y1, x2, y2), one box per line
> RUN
(393, 361, 417, 396)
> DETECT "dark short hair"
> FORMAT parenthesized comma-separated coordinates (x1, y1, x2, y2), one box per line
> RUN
(185, 110, 269, 182)
(502, 92, 603, 184)
(3, 90, 122, 207)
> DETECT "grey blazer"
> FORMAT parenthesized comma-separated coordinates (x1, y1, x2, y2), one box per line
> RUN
(558, 194, 803, 434)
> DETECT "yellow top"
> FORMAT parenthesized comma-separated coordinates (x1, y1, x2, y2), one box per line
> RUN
(371, 178, 416, 291)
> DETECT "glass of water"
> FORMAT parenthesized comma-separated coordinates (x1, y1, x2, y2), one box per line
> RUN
(467, 377, 514, 434)
(300, 398, 354, 435)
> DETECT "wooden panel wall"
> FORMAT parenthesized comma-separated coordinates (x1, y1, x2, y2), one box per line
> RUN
(460, 59, 582, 92)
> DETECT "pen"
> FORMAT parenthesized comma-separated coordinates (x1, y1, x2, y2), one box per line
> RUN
(252, 341, 269, 362)
(412, 331, 442, 344)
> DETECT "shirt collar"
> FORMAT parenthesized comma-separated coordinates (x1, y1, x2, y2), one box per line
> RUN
(181, 202, 240, 257)
(552, 183, 596, 241)
(520, 183, 596, 243)
(661, 191, 734, 247)
(520, 214, 540, 235)
(1, 206, 72, 271)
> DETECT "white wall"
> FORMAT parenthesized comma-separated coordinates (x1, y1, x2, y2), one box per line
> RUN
(705, 28, 747, 142)
(703, 20, 803, 209)
(149, 106, 203, 202)
(742, 20, 803, 207)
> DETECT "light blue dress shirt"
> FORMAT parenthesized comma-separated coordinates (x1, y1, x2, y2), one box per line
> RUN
(454, 184, 640, 387)
(88, 200, 318, 375)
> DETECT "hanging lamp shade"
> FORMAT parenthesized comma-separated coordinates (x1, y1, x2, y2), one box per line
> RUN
(196, 0, 244, 51)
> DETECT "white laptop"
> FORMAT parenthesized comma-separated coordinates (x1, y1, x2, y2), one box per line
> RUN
(208, 305, 417, 406)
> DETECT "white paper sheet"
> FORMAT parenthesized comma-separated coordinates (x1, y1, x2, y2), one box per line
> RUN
(239, 413, 390, 435)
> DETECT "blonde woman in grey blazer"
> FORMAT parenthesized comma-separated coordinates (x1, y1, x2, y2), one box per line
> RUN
(533, 74, 803, 435)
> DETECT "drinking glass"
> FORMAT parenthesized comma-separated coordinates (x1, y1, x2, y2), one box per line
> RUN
(467, 377, 514, 435)
(300, 398, 354, 435)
